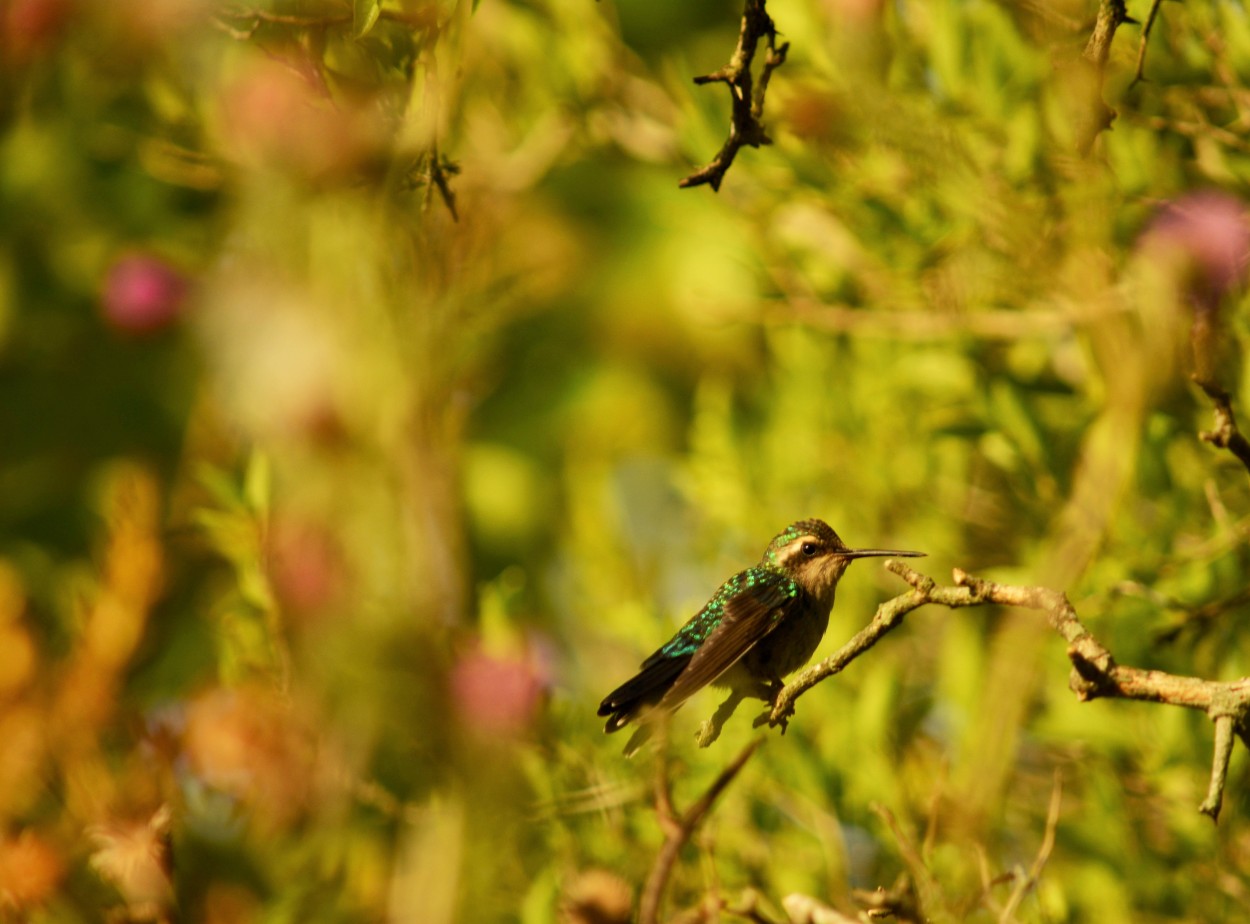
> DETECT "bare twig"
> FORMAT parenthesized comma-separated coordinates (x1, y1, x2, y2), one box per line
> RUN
(1200, 713, 1235, 821)
(1074, 0, 1134, 152)
(765, 565, 937, 730)
(850, 873, 923, 923)
(872, 804, 948, 922)
(1153, 584, 1250, 645)
(680, 0, 788, 191)
(971, 846, 1015, 918)
(1130, 0, 1167, 88)
(790, 773, 1060, 923)
(640, 738, 764, 924)
(781, 893, 862, 923)
(1196, 378, 1250, 476)
(921, 758, 948, 860)
(722, 889, 783, 924)
(998, 770, 1062, 922)
(415, 146, 460, 221)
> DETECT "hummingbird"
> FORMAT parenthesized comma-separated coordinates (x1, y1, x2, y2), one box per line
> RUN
(599, 519, 924, 754)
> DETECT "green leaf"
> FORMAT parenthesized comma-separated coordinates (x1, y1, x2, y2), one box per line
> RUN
(352, 0, 382, 39)
(243, 450, 271, 517)
(195, 463, 244, 511)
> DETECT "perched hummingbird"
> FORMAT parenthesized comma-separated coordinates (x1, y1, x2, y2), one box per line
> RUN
(599, 519, 923, 753)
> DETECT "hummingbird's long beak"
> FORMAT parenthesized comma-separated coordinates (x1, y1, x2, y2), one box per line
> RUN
(840, 548, 926, 559)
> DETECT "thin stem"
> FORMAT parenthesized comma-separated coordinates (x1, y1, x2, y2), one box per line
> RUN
(1130, 0, 1167, 88)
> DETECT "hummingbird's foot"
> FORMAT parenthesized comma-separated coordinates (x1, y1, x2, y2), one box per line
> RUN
(751, 708, 790, 734)
(755, 690, 795, 735)
(696, 717, 723, 747)
(774, 704, 794, 733)
(696, 690, 746, 748)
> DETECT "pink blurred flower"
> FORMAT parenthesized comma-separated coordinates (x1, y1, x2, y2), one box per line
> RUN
(106, 0, 211, 46)
(217, 58, 382, 180)
(266, 517, 345, 618)
(822, 0, 883, 22)
(1143, 191, 1250, 308)
(101, 254, 188, 334)
(1141, 191, 1250, 384)
(2, 0, 73, 65)
(450, 640, 552, 739)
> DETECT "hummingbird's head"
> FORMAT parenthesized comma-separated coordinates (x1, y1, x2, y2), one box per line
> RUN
(764, 518, 924, 603)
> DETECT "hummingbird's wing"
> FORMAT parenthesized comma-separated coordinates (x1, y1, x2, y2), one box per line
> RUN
(597, 652, 691, 733)
(656, 572, 797, 711)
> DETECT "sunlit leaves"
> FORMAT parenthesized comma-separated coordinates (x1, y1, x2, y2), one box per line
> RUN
(352, 0, 382, 39)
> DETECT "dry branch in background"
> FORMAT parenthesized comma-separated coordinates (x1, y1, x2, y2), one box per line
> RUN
(772, 777, 1062, 921)
(1196, 378, 1250, 476)
(639, 735, 763, 924)
(1073, 0, 1135, 152)
(680, 0, 788, 191)
(1130, 0, 1167, 87)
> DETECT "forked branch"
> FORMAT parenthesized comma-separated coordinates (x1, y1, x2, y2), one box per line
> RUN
(1195, 377, 1250, 476)
(681, 0, 789, 191)
(640, 735, 764, 924)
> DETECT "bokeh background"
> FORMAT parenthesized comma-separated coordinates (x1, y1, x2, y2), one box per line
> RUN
(3, 0, 1250, 920)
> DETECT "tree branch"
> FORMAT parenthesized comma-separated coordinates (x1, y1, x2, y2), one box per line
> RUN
(848, 873, 923, 923)
(782, 892, 869, 924)
(714, 563, 1250, 820)
(765, 565, 938, 727)
(1130, 0, 1166, 89)
(680, 0, 788, 191)
(1073, 0, 1134, 152)
(1200, 713, 1235, 821)
(1083, 0, 1133, 70)
(639, 737, 764, 924)
(1195, 378, 1250, 476)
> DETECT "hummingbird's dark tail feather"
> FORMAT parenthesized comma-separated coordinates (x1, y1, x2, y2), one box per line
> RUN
(597, 653, 690, 735)
(622, 723, 654, 757)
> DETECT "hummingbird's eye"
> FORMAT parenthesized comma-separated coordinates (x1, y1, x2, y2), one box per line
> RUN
(801, 542, 818, 557)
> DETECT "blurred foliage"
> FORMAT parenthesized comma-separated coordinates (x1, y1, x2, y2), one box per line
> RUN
(2, 0, 1250, 921)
